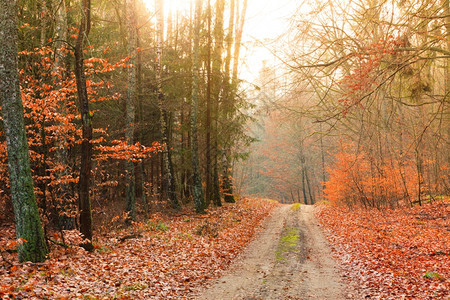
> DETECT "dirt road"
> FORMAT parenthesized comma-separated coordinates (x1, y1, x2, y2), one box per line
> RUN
(196, 204, 356, 300)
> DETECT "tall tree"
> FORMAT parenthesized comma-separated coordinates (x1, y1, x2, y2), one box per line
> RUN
(205, 0, 213, 207)
(0, 0, 48, 262)
(221, 0, 236, 203)
(74, 0, 93, 251)
(53, 0, 75, 230)
(136, 25, 148, 214)
(211, 0, 225, 207)
(232, 0, 247, 83)
(125, 0, 137, 221)
(155, 0, 180, 209)
(191, 0, 206, 213)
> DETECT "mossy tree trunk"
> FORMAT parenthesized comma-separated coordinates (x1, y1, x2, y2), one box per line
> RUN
(0, 0, 48, 263)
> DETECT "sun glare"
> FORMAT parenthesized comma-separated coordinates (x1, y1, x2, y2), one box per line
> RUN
(141, 0, 305, 84)
(143, 0, 192, 16)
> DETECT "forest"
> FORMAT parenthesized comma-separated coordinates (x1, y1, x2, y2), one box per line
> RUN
(0, 0, 448, 298)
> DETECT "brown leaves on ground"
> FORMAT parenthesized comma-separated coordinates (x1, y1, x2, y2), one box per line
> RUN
(0, 198, 278, 299)
(315, 200, 449, 299)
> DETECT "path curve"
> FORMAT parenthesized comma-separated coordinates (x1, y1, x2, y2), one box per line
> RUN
(196, 204, 357, 299)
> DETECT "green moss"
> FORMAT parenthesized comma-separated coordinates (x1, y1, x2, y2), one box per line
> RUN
(145, 221, 169, 232)
(60, 267, 75, 277)
(95, 245, 112, 254)
(315, 200, 330, 205)
(276, 228, 299, 260)
(124, 283, 148, 291)
(291, 203, 301, 211)
(177, 232, 193, 240)
(275, 250, 284, 261)
(281, 229, 299, 247)
(156, 222, 169, 231)
(424, 271, 442, 280)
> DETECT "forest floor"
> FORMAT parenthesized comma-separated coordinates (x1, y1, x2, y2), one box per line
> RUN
(0, 198, 278, 299)
(1, 199, 448, 299)
(315, 200, 449, 299)
(195, 204, 359, 299)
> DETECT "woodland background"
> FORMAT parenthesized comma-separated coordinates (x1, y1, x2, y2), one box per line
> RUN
(0, 0, 448, 298)
(238, 0, 449, 208)
(0, 0, 251, 233)
(0, 0, 448, 255)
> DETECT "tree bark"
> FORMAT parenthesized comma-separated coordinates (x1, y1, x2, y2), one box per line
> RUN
(155, 0, 180, 209)
(301, 169, 308, 205)
(221, 0, 236, 204)
(125, 0, 137, 221)
(0, 0, 48, 262)
(74, 0, 93, 251)
(444, 0, 450, 192)
(54, 0, 75, 230)
(232, 0, 247, 82)
(191, 0, 206, 213)
(136, 27, 148, 214)
(211, 0, 225, 207)
(305, 167, 315, 204)
(205, 0, 212, 207)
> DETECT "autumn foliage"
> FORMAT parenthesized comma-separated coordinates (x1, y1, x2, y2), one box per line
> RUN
(315, 201, 449, 299)
(0, 198, 278, 299)
(0, 45, 158, 225)
(323, 142, 447, 208)
(338, 35, 406, 115)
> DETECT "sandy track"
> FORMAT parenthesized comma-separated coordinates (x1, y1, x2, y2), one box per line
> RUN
(196, 204, 356, 300)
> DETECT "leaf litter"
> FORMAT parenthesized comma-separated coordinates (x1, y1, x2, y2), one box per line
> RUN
(315, 200, 449, 299)
(0, 198, 278, 299)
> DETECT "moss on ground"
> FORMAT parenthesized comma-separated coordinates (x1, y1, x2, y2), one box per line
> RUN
(276, 227, 299, 260)
(291, 203, 301, 211)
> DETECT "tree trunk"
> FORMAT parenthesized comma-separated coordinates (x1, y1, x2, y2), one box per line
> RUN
(0, 0, 49, 262)
(136, 27, 148, 214)
(319, 124, 326, 195)
(301, 169, 308, 205)
(125, 0, 137, 221)
(211, 0, 225, 207)
(222, 150, 235, 203)
(232, 0, 247, 82)
(74, 0, 93, 251)
(221, 0, 236, 204)
(205, 0, 212, 207)
(155, 0, 180, 209)
(305, 167, 315, 204)
(54, 0, 75, 230)
(444, 0, 450, 193)
(191, 0, 206, 213)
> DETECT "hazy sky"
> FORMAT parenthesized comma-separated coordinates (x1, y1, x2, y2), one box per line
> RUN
(240, 0, 298, 83)
(143, 0, 298, 83)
